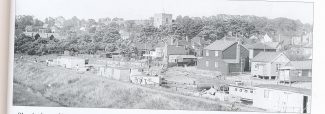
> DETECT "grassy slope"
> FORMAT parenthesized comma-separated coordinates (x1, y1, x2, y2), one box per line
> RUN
(13, 59, 261, 111)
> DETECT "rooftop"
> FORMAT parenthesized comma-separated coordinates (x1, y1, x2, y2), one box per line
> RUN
(169, 55, 197, 59)
(254, 84, 311, 95)
(251, 52, 283, 62)
(246, 42, 279, 50)
(204, 40, 237, 51)
(282, 60, 312, 70)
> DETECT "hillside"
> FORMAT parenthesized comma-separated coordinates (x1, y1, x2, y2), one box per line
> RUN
(13, 59, 263, 111)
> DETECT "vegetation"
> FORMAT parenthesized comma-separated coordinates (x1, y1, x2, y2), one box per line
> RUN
(14, 15, 312, 56)
(13, 58, 255, 111)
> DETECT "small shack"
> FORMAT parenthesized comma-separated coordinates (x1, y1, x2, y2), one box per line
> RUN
(253, 84, 311, 113)
(278, 60, 312, 83)
(56, 56, 86, 69)
(97, 66, 131, 82)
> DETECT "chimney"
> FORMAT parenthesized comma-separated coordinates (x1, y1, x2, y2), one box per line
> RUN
(236, 36, 241, 63)
(170, 37, 174, 45)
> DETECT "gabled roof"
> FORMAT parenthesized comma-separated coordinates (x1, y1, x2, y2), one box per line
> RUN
(252, 52, 284, 62)
(169, 55, 197, 59)
(304, 43, 313, 48)
(282, 60, 312, 70)
(204, 40, 237, 51)
(246, 42, 280, 50)
(254, 84, 311, 95)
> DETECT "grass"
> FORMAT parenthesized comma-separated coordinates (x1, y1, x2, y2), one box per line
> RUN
(12, 57, 261, 111)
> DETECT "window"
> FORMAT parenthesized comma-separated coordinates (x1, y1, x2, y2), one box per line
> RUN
(235, 88, 237, 91)
(205, 61, 209, 67)
(264, 90, 270, 98)
(276, 64, 282, 71)
(255, 64, 258, 70)
(215, 62, 218, 68)
(206, 50, 209, 56)
(215, 51, 219, 57)
(298, 70, 302, 77)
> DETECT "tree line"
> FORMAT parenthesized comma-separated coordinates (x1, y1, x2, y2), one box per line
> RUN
(14, 14, 313, 56)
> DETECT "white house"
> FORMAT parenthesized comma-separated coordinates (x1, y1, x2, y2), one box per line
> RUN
(253, 84, 311, 113)
(261, 34, 273, 43)
(278, 60, 312, 83)
(251, 52, 290, 80)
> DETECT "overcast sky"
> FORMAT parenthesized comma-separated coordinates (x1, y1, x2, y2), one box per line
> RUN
(16, 0, 314, 24)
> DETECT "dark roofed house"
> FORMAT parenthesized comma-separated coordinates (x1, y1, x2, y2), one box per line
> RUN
(246, 42, 281, 60)
(278, 60, 312, 83)
(251, 52, 290, 80)
(197, 40, 249, 75)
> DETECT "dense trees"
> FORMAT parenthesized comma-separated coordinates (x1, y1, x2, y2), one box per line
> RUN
(14, 14, 312, 57)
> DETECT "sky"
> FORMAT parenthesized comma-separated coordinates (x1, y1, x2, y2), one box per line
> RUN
(16, 0, 314, 24)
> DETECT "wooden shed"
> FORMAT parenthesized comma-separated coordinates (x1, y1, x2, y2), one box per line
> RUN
(97, 66, 131, 82)
(278, 60, 312, 83)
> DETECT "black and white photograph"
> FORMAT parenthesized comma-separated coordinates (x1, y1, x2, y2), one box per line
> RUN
(11, 0, 314, 113)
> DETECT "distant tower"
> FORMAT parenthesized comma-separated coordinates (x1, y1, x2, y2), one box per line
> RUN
(153, 13, 172, 28)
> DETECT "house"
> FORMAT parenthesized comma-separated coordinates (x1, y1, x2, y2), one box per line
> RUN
(253, 84, 311, 113)
(251, 52, 290, 79)
(197, 40, 249, 75)
(261, 34, 273, 43)
(278, 60, 312, 83)
(135, 43, 154, 57)
(302, 43, 312, 56)
(168, 55, 197, 66)
(191, 37, 209, 57)
(246, 42, 280, 60)
(103, 50, 121, 58)
(291, 32, 313, 46)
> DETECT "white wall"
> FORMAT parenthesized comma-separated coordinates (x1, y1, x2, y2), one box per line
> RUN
(228, 86, 255, 100)
(253, 87, 309, 113)
(271, 55, 290, 76)
(251, 62, 270, 76)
